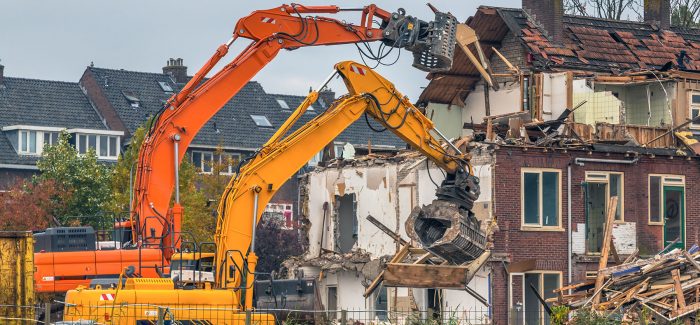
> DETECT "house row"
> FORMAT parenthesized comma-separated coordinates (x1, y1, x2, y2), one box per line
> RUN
(0, 58, 405, 221)
(287, 1, 700, 324)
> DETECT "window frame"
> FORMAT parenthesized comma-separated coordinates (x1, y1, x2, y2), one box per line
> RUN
(648, 174, 685, 225)
(74, 133, 120, 160)
(689, 92, 700, 129)
(191, 150, 241, 174)
(519, 271, 562, 325)
(250, 114, 273, 127)
(520, 168, 563, 231)
(585, 171, 625, 223)
(18, 130, 60, 156)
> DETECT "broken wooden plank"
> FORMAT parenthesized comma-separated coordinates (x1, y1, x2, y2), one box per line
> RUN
(592, 196, 619, 305)
(366, 215, 408, 246)
(672, 269, 687, 309)
(363, 244, 410, 297)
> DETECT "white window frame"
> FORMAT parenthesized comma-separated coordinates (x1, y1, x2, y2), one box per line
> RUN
(192, 151, 241, 174)
(648, 174, 685, 225)
(17, 130, 60, 156)
(690, 91, 700, 129)
(250, 115, 272, 127)
(521, 168, 562, 230)
(74, 133, 120, 160)
(585, 171, 625, 222)
(276, 99, 290, 109)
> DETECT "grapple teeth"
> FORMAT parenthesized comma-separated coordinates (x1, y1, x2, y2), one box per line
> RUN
(405, 200, 486, 265)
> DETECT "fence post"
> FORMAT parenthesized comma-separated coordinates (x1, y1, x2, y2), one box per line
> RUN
(245, 309, 252, 325)
(157, 306, 165, 325)
(44, 302, 51, 324)
(340, 309, 347, 325)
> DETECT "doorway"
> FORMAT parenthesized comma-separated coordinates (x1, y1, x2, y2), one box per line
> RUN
(663, 186, 685, 250)
(585, 182, 607, 254)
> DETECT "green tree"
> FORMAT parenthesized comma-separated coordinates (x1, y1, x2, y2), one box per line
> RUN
(106, 126, 146, 217)
(180, 155, 216, 245)
(672, 0, 700, 27)
(36, 132, 112, 227)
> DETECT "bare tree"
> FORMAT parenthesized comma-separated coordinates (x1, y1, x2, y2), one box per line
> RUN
(671, 0, 700, 27)
(564, 0, 643, 20)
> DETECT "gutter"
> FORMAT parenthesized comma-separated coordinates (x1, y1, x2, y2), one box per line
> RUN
(574, 157, 639, 166)
(0, 164, 39, 170)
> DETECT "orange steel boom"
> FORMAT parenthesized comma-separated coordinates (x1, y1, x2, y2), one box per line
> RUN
(130, 3, 457, 257)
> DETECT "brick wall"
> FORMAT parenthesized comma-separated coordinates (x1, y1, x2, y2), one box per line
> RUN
(522, 0, 564, 43)
(79, 69, 130, 138)
(488, 146, 700, 324)
(490, 30, 527, 78)
(0, 169, 37, 191)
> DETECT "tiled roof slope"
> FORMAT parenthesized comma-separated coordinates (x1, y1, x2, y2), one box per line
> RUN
(0, 77, 106, 129)
(269, 93, 406, 148)
(0, 77, 107, 165)
(89, 67, 404, 150)
(495, 7, 700, 71)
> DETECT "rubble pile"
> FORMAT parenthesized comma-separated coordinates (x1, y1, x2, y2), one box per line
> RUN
(552, 245, 700, 323)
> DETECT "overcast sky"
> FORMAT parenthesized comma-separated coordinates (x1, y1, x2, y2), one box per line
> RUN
(1, 0, 520, 100)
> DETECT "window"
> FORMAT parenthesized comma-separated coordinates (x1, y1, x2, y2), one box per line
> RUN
(336, 194, 357, 253)
(522, 272, 561, 325)
(158, 81, 174, 92)
(192, 151, 241, 174)
(649, 175, 685, 225)
(276, 99, 290, 109)
(521, 169, 561, 229)
(122, 91, 140, 108)
(75, 134, 120, 159)
(690, 93, 700, 128)
(374, 287, 388, 321)
(327, 286, 338, 318)
(250, 115, 272, 127)
(585, 172, 624, 222)
(18, 130, 60, 155)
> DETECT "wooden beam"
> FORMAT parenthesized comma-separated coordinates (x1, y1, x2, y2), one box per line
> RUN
(384, 251, 491, 289)
(366, 215, 408, 246)
(592, 196, 619, 305)
(364, 244, 410, 297)
(456, 24, 493, 87)
(672, 269, 687, 309)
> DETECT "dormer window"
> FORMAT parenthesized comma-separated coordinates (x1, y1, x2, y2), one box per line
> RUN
(122, 91, 140, 108)
(15, 129, 60, 155)
(73, 131, 121, 159)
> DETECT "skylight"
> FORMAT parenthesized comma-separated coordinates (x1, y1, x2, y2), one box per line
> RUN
(122, 91, 140, 108)
(250, 115, 272, 127)
(158, 81, 174, 92)
(276, 99, 290, 109)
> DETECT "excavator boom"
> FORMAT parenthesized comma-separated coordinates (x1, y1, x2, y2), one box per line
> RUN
(130, 4, 457, 257)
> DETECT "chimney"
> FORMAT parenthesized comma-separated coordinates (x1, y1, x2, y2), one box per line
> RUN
(162, 58, 188, 83)
(645, 0, 671, 29)
(522, 0, 564, 43)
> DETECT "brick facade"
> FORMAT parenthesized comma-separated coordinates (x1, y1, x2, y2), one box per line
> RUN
(79, 69, 130, 137)
(488, 146, 700, 324)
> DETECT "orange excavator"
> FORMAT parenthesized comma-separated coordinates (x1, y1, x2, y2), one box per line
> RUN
(34, 3, 458, 292)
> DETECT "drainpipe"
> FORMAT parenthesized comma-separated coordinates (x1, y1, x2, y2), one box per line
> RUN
(567, 164, 572, 295)
(574, 157, 639, 166)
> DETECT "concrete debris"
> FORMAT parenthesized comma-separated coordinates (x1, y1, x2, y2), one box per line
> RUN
(282, 249, 386, 280)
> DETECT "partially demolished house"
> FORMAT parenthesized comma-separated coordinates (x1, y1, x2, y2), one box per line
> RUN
(292, 1, 700, 324)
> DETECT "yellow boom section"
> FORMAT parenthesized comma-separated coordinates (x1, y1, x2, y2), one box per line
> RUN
(214, 61, 471, 308)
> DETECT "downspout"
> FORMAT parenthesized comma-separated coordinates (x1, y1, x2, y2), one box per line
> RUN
(567, 163, 572, 295)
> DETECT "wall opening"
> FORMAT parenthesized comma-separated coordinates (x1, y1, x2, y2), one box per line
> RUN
(335, 194, 357, 253)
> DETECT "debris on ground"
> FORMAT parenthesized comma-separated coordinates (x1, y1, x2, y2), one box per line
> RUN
(551, 245, 700, 323)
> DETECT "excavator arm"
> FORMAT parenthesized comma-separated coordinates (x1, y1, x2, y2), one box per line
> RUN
(214, 61, 482, 309)
(130, 4, 458, 256)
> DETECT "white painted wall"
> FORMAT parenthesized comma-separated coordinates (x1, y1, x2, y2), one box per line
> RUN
(302, 157, 495, 312)
(571, 222, 637, 255)
(462, 81, 522, 133)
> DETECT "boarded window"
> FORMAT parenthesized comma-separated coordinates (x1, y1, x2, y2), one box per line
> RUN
(649, 176, 662, 223)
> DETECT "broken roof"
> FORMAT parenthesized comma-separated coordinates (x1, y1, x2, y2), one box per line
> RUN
(420, 6, 700, 104)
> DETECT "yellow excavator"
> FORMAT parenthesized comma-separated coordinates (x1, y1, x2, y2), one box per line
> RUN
(61, 61, 485, 324)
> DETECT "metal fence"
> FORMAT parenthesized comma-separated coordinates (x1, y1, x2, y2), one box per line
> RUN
(0, 302, 493, 324)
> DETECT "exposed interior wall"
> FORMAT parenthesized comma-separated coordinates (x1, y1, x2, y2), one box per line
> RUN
(595, 82, 674, 126)
(542, 72, 568, 120)
(425, 103, 463, 141)
(462, 81, 521, 134)
(300, 151, 496, 312)
(573, 80, 675, 127)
